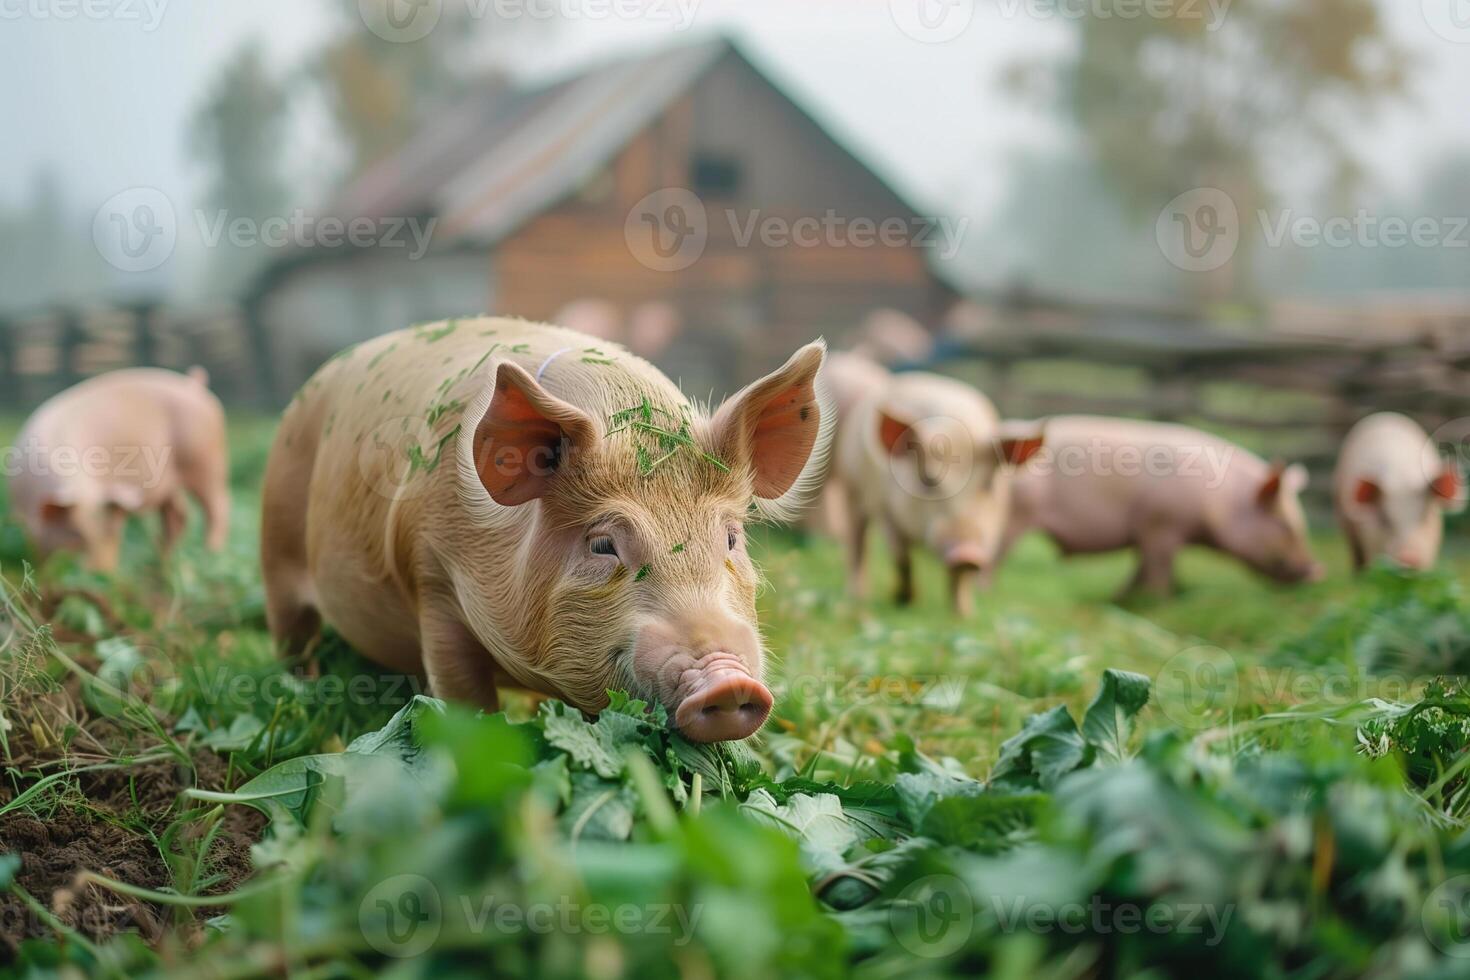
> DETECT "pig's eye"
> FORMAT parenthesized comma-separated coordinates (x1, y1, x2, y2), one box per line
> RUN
(589, 535, 619, 558)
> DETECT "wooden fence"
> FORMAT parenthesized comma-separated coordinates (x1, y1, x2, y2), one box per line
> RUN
(0, 302, 268, 408)
(923, 293, 1470, 509)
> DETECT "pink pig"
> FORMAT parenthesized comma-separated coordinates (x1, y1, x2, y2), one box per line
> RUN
(8, 367, 230, 572)
(999, 416, 1322, 595)
(260, 318, 830, 742)
(1334, 412, 1465, 571)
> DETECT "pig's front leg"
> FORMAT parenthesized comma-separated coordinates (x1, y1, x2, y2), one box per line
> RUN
(883, 521, 914, 607)
(159, 493, 188, 555)
(420, 603, 501, 711)
(948, 565, 977, 617)
(843, 491, 869, 600)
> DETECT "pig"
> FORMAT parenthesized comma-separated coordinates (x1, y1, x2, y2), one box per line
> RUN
(8, 367, 230, 572)
(835, 371, 1043, 615)
(1334, 412, 1464, 571)
(260, 317, 830, 743)
(997, 416, 1322, 596)
(806, 351, 893, 540)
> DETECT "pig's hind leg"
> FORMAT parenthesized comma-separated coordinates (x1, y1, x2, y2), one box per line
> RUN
(261, 434, 322, 659)
(1120, 534, 1179, 599)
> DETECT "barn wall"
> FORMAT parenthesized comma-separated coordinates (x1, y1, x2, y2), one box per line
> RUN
(261, 249, 494, 393)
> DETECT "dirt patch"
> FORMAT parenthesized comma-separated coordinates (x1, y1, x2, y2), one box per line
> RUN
(0, 742, 268, 960)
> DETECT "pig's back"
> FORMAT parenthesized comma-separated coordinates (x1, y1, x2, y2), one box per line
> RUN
(1334, 413, 1436, 504)
(1018, 416, 1260, 552)
(18, 369, 218, 487)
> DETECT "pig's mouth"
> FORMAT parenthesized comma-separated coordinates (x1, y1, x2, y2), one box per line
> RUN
(656, 654, 772, 743)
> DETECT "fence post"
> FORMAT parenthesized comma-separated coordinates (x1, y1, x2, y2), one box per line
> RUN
(57, 308, 85, 389)
(132, 301, 157, 367)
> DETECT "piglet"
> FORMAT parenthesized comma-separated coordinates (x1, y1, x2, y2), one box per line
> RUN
(1334, 412, 1464, 571)
(999, 415, 1321, 595)
(834, 371, 1042, 614)
(8, 367, 230, 571)
(260, 318, 829, 742)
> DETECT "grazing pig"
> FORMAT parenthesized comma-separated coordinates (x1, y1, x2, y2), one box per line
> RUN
(835, 371, 1043, 615)
(1334, 412, 1464, 571)
(8, 367, 230, 572)
(998, 416, 1322, 595)
(260, 318, 830, 743)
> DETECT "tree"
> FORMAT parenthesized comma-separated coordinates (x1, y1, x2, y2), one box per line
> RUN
(187, 39, 291, 295)
(314, 0, 548, 176)
(1009, 0, 1410, 301)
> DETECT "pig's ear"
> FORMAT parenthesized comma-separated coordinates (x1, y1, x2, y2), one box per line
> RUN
(39, 500, 73, 525)
(469, 361, 598, 506)
(877, 410, 913, 455)
(712, 341, 831, 509)
(1353, 477, 1382, 507)
(995, 421, 1046, 467)
(1257, 462, 1307, 509)
(1431, 466, 1467, 513)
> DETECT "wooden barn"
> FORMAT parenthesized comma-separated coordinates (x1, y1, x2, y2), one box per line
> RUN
(247, 35, 959, 399)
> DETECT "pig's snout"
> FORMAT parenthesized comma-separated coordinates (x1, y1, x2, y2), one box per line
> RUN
(673, 663, 773, 742)
(943, 542, 988, 572)
(635, 614, 770, 742)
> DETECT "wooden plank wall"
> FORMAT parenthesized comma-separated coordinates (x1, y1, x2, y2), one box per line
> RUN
(0, 304, 262, 409)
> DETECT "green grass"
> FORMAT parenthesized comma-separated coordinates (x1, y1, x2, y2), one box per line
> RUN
(6, 416, 1470, 977)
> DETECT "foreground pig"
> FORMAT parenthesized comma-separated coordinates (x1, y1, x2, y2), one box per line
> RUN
(1334, 412, 1464, 571)
(8, 367, 230, 572)
(999, 416, 1321, 595)
(836, 371, 1042, 614)
(261, 318, 829, 742)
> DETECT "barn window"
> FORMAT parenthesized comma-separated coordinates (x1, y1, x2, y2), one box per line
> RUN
(692, 154, 742, 197)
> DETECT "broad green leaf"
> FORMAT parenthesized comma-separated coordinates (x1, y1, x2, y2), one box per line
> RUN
(1080, 668, 1152, 762)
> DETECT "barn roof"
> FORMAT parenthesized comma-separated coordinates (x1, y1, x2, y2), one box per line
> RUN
(325, 34, 938, 253)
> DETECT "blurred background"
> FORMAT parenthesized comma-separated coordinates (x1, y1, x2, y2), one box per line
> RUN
(2, 0, 1468, 505)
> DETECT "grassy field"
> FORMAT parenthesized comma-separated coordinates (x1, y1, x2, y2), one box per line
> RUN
(4, 416, 1470, 977)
